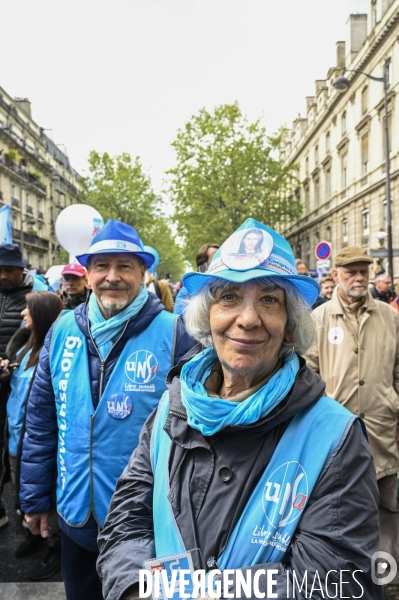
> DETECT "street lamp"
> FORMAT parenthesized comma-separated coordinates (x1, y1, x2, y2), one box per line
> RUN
(333, 61, 393, 281)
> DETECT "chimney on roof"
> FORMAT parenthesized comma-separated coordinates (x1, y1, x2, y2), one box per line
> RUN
(14, 98, 32, 118)
(346, 14, 367, 65)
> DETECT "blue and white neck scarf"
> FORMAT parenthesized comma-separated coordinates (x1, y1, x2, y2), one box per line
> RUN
(88, 284, 148, 359)
(180, 348, 300, 436)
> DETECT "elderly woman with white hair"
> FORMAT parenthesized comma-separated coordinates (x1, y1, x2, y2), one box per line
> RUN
(97, 219, 381, 600)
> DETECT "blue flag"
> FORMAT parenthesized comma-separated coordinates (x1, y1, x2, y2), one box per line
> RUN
(0, 205, 12, 244)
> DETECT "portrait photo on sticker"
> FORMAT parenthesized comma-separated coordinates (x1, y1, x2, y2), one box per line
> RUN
(221, 228, 274, 271)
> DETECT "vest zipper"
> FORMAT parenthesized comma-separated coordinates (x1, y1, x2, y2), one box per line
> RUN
(169, 410, 187, 420)
(87, 318, 130, 517)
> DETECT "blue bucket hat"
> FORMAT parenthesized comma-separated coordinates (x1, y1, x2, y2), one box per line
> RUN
(182, 218, 319, 306)
(76, 219, 155, 269)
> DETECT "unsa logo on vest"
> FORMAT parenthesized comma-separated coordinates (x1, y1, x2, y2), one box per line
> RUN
(125, 350, 159, 384)
(107, 393, 133, 419)
(262, 461, 308, 529)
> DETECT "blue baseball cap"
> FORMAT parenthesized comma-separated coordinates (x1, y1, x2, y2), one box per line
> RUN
(76, 219, 155, 269)
(182, 218, 320, 306)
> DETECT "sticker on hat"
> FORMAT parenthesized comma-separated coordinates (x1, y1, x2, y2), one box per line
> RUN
(221, 227, 274, 271)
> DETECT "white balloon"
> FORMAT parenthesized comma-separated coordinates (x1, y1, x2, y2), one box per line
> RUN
(55, 205, 104, 255)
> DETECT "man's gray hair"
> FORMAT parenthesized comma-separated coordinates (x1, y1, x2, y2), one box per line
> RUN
(184, 276, 316, 358)
(375, 273, 391, 283)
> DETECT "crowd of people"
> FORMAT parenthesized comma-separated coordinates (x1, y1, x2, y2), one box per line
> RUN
(0, 218, 398, 600)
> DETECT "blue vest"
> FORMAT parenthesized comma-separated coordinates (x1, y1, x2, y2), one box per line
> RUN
(6, 349, 35, 457)
(151, 393, 355, 567)
(50, 309, 178, 527)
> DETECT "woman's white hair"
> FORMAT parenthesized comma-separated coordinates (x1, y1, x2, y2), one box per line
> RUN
(184, 276, 316, 358)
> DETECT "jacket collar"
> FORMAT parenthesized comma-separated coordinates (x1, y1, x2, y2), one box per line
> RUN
(329, 286, 378, 315)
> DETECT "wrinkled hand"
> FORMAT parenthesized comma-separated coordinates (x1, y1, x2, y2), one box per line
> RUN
(0, 358, 10, 379)
(25, 513, 49, 538)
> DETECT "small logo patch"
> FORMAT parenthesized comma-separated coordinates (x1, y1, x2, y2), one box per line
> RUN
(107, 393, 133, 419)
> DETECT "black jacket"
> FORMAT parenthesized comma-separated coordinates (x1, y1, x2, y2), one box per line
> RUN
(61, 288, 89, 310)
(0, 272, 35, 356)
(97, 355, 382, 600)
(370, 285, 392, 303)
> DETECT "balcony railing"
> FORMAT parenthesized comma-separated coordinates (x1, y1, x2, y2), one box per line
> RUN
(26, 205, 33, 214)
(0, 155, 46, 193)
(12, 227, 49, 250)
(11, 198, 19, 208)
(38, 211, 44, 220)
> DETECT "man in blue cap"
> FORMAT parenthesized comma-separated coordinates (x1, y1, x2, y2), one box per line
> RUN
(19, 220, 195, 599)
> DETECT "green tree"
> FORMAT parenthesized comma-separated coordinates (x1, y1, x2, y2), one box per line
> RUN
(167, 102, 300, 263)
(83, 151, 185, 280)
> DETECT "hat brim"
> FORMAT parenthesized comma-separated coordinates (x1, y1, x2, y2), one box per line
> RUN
(182, 268, 320, 306)
(76, 250, 155, 270)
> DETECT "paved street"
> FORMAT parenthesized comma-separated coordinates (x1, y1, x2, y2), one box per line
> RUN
(0, 482, 64, 599)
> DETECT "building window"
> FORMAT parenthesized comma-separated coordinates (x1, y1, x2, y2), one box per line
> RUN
(11, 184, 16, 200)
(342, 218, 348, 243)
(326, 168, 331, 199)
(38, 224, 43, 236)
(305, 156, 309, 175)
(362, 210, 370, 235)
(315, 231, 320, 244)
(372, 0, 377, 27)
(39, 254, 43, 270)
(315, 145, 319, 164)
(342, 111, 347, 135)
(383, 200, 387, 226)
(361, 134, 369, 174)
(326, 131, 331, 153)
(304, 185, 310, 213)
(27, 252, 32, 267)
(26, 192, 31, 208)
(361, 86, 368, 115)
(314, 177, 320, 206)
(326, 226, 331, 242)
(342, 152, 348, 188)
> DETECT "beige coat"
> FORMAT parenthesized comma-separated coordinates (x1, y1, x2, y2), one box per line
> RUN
(305, 287, 399, 480)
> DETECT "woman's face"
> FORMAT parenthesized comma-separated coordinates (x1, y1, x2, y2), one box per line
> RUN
(209, 282, 290, 381)
(244, 233, 261, 253)
(21, 306, 33, 331)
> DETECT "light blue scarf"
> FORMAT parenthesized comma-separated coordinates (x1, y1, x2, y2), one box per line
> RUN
(88, 285, 148, 360)
(180, 348, 300, 435)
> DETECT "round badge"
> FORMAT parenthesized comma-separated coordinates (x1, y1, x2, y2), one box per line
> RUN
(327, 327, 344, 345)
(125, 350, 158, 384)
(107, 393, 133, 419)
(221, 228, 274, 271)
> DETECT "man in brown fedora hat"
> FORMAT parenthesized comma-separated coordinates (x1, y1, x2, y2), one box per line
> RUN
(305, 246, 399, 600)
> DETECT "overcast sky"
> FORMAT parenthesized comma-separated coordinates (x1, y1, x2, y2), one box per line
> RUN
(1, 0, 368, 193)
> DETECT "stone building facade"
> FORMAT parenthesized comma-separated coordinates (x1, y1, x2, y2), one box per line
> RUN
(0, 85, 82, 273)
(282, 0, 399, 279)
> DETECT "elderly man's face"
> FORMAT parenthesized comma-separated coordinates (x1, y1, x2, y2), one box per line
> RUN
(375, 276, 392, 295)
(0, 266, 24, 291)
(209, 281, 290, 381)
(333, 261, 370, 300)
(87, 254, 145, 317)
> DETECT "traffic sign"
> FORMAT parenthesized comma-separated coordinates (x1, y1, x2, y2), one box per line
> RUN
(316, 259, 331, 270)
(315, 241, 331, 260)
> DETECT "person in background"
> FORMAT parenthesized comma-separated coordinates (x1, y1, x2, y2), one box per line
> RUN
(143, 245, 174, 312)
(19, 220, 195, 600)
(0, 243, 47, 529)
(60, 263, 89, 309)
(370, 273, 394, 303)
(1, 291, 63, 580)
(295, 258, 309, 275)
(312, 275, 335, 309)
(98, 219, 380, 600)
(374, 258, 386, 277)
(390, 282, 399, 313)
(174, 243, 220, 316)
(305, 246, 399, 600)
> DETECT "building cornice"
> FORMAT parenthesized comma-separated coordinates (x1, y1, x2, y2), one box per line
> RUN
(286, 6, 399, 164)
